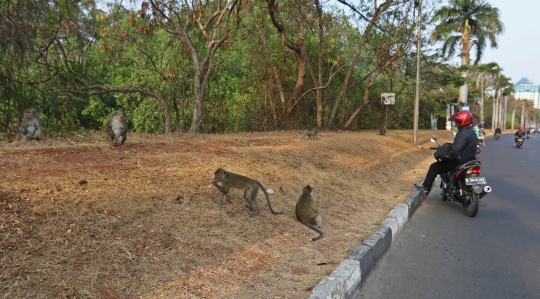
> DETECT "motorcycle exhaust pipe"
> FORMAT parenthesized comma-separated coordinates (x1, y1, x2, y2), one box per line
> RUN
(484, 186, 492, 193)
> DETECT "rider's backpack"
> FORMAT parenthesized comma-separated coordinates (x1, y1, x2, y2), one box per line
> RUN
(434, 143, 452, 161)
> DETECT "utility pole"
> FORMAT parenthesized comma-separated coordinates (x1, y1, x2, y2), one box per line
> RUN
(413, 0, 422, 146)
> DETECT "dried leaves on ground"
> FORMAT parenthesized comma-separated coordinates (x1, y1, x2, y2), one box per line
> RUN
(0, 130, 454, 299)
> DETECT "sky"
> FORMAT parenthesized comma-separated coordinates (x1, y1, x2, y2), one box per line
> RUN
(478, 0, 540, 84)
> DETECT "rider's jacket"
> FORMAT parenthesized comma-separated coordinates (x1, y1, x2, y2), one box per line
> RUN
(447, 125, 478, 161)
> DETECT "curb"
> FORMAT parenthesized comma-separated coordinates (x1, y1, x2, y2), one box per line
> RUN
(307, 188, 425, 299)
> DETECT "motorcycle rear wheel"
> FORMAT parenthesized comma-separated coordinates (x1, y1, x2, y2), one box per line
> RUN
(462, 189, 479, 217)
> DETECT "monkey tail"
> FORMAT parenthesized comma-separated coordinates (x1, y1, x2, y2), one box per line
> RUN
(255, 181, 283, 215)
(305, 222, 324, 241)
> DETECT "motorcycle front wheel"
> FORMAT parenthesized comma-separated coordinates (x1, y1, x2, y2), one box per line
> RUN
(462, 189, 479, 217)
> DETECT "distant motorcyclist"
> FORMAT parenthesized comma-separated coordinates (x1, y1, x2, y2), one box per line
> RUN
(494, 126, 502, 135)
(478, 123, 486, 146)
(414, 110, 478, 194)
(515, 125, 526, 145)
(473, 123, 481, 138)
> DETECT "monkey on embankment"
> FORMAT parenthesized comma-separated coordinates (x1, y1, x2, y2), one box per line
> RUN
(212, 168, 283, 217)
(296, 185, 324, 241)
(106, 111, 128, 147)
(20, 108, 43, 141)
(301, 128, 318, 140)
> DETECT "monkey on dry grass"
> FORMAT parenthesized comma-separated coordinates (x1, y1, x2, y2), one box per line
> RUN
(296, 185, 324, 241)
(379, 126, 387, 136)
(301, 128, 318, 140)
(106, 111, 128, 146)
(20, 108, 43, 141)
(212, 168, 283, 217)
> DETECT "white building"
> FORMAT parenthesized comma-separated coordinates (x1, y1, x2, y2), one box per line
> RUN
(513, 78, 540, 108)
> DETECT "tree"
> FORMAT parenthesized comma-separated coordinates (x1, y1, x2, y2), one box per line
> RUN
(149, 0, 240, 133)
(430, 0, 504, 105)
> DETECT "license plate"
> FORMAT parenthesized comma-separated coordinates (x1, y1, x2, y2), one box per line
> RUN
(466, 177, 487, 185)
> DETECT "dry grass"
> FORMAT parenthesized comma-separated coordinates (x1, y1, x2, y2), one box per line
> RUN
(0, 129, 454, 299)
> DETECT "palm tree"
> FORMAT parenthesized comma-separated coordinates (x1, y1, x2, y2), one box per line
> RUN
(430, 0, 504, 105)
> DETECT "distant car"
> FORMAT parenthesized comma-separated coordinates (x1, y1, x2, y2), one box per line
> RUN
(529, 128, 536, 133)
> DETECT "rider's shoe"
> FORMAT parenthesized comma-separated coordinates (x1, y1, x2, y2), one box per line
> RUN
(414, 184, 429, 195)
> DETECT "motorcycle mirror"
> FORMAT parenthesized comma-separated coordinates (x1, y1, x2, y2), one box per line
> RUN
(430, 137, 438, 143)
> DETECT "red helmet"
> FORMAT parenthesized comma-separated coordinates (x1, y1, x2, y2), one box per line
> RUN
(519, 125, 523, 130)
(449, 110, 474, 129)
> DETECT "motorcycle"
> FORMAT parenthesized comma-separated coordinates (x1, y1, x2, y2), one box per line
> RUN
(526, 131, 531, 139)
(516, 137, 524, 148)
(494, 132, 500, 140)
(430, 138, 492, 217)
(476, 135, 483, 157)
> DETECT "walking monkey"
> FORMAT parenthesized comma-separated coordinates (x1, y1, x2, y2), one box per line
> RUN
(212, 168, 283, 217)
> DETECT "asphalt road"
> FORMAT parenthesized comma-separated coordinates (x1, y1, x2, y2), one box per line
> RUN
(355, 132, 540, 299)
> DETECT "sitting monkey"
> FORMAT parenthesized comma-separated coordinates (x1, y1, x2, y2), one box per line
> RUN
(20, 108, 43, 140)
(296, 185, 324, 241)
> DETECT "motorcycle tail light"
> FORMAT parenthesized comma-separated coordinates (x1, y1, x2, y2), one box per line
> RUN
(471, 166, 481, 175)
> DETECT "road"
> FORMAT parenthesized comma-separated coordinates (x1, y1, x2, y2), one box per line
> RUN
(355, 132, 540, 299)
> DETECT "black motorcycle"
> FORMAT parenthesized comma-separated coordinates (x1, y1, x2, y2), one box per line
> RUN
(516, 137, 524, 148)
(494, 132, 500, 140)
(430, 138, 491, 217)
(476, 136, 482, 158)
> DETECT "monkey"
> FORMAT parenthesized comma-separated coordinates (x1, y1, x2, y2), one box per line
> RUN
(379, 126, 387, 136)
(295, 185, 324, 241)
(212, 168, 283, 217)
(20, 108, 43, 141)
(106, 111, 128, 146)
(301, 128, 318, 140)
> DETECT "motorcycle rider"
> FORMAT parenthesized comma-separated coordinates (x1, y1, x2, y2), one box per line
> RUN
(515, 125, 526, 145)
(494, 126, 502, 135)
(478, 123, 486, 146)
(414, 110, 478, 194)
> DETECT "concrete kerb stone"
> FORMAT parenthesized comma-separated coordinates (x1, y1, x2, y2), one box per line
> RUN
(308, 260, 361, 299)
(403, 189, 424, 217)
(307, 189, 424, 299)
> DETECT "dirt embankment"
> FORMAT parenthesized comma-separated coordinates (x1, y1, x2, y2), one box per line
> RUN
(0, 130, 454, 299)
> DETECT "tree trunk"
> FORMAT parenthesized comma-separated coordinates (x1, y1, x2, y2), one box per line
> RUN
(502, 96, 508, 130)
(521, 105, 525, 127)
(343, 74, 376, 129)
(172, 97, 181, 132)
(328, 1, 396, 127)
(479, 80, 484, 125)
(149, 0, 239, 133)
(458, 19, 471, 105)
(492, 91, 498, 129)
(315, 0, 324, 128)
(246, 0, 286, 106)
(266, 0, 310, 123)
(190, 66, 205, 132)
